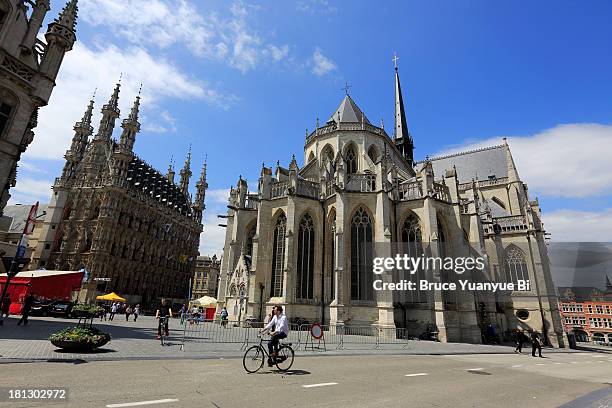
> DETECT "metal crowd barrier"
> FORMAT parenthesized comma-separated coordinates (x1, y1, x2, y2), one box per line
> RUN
(179, 317, 420, 351)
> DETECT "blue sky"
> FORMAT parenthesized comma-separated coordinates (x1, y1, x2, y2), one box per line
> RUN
(12, 0, 612, 255)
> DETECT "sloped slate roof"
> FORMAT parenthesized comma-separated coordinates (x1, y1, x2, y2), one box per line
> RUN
(126, 157, 192, 216)
(418, 145, 507, 184)
(558, 286, 603, 301)
(2, 204, 48, 233)
(483, 198, 510, 217)
(328, 95, 371, 124)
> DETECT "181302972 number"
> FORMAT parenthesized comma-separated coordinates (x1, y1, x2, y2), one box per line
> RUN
(4, 388, 68, 400)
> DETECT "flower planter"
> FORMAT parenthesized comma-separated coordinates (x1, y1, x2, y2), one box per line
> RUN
(49, 327, 111, 351)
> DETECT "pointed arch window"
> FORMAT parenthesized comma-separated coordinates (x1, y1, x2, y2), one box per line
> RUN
(327, 212, 336, 302)
(296, 214, 315, 299)
(270, 214, 287, 298)
(400, 214, 425, 303)
(351, 207, 373, 301)
(245, 223, 257, 258)
(505, 247, 529, 287)
(346, 147, 358, 174)
(367, 145, 379, 163)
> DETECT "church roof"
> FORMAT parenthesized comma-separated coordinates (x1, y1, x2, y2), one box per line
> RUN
(558, 286, 604, 302)
(126, 156, 192, 216)
(328, 94, 371, 124)
(2, 204, 48, 233)
(417, 145, 508, 184)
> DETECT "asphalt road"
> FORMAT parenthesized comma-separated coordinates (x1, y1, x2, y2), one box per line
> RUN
(1, 352, 611, 408)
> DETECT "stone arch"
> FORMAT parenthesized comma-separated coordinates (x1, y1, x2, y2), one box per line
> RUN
(367, 144, 380, 163)
(343, 142, 359, 174)
(270, 210, 287, 298)
(307, 151, 315, 163)
(244, 220, 257, 258)
(504, 244, 530, 285)
(0, 87, 18, 139)
(296, 212, 315, 300)
(349, 205, 374, 301)
(326, 207, 337, 302)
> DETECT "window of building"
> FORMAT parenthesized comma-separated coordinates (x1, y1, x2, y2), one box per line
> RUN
(44, 243, 50, 249)
(245, 223, 256, 258)
(588, 304, 593, 314)
(0, 102, 12, 137)
(345, 147, 357, 174)
(504, 247, 529, 286)
(596, 305, 604, 314)
(367, 145, 379, 163)
(351, 207, 373, 301)
(327, 212, 336, 302)
(296, 214, 315, 300)
(400, 214, 425, 303)
(270, 213, 286, 298)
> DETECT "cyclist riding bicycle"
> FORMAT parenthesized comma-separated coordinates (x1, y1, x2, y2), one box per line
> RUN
(156, 298, 171, 340)
(260, 305, 288, 367)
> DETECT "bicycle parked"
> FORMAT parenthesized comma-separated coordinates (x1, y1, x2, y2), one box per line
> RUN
(243, 333, 294, 373)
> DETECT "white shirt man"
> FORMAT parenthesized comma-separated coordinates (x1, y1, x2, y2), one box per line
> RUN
(262, 305, 289, 366)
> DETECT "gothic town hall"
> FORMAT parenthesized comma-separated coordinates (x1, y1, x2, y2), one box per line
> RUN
(218, 63, 566, 347)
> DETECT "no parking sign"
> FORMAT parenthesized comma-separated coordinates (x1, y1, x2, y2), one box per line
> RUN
(310, 323, 323, 340)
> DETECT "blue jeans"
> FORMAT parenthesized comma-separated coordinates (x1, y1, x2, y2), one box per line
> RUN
(268, 332, 287, 357)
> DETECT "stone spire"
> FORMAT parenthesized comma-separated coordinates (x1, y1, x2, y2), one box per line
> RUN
(94, 80, 121, 141)
(118, 87, 141, 152)
(194, 159, 208, 220)
(167, 157, 175, 184)
(61, 93, 94, 179)
(179, 147, 192, 195)
(40, 0, 77, 79)
(21, 0, 51, 52)
(392, 53, 414, 165)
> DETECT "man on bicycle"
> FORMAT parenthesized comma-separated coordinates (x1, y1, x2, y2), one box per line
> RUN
(261, 305, 288, 367)
(156, 298, 172, 340)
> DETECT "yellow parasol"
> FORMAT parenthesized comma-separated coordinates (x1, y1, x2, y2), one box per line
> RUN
(96, 292, 126, 302)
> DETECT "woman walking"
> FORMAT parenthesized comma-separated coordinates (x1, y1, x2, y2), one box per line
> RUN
(125, 305, 133, 321)
(133, 304, 140, 322)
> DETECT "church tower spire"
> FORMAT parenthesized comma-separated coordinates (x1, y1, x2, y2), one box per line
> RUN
(179, 147, 192, 195)
(392, 53, 414, 166)
(118, 87, 141, 152)
(61, 92, 94, 179)
(94, 79, 121, 141)
(167, 157, 175, 184)
(193, 159, 208, 222)
(39, 0, 77, 80)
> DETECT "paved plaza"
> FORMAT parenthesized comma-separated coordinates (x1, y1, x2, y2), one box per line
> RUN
(0, 315, 603, 362)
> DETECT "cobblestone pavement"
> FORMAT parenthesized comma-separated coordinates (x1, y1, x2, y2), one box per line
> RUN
(0, 315, 590, 362)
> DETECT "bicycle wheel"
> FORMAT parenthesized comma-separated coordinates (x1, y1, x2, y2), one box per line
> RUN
(243, 346, 264, 373)
(275, 345, 294, 372)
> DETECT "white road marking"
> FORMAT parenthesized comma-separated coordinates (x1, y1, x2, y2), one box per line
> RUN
(467, 368, 484, 371)
(554, 362, 565, 365)
(570, 361, 579, 364)
(302, 382, 338, 388)
(405, 373, 428, 377)
(106, 399, 179, 408)
(536, 363, 545, 366)
(511, 364, 523, 368)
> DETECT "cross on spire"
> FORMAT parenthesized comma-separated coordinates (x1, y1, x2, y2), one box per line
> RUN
(341, 81, 352, 95)
(393, 52, 399, 69)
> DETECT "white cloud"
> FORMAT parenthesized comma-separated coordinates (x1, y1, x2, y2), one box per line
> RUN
(26, 42, 235, 160)
(311, 47, 337, 76)
(7, 177, 54, 205)
(434, 123, 612, 198)
(544, 209, 612, 242)
(79, 0, 290, 73)
(297, 0, 337, 14)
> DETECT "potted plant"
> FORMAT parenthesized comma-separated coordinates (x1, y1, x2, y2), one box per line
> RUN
(49, 326, 111, 351)
(71, 304, 104, 319)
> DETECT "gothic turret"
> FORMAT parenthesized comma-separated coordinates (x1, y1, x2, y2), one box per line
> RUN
(61, 94, 94, 179)
(40, 0, 78, 80)
(167, 158, 175, 184)
(392, 55, 414, 166)
(118, 91, 141, 152)
(21, 0, 51, 53)
(179, 148, 192, 195)
(94, 81, 121, 141)
(193, 161, 208, 221)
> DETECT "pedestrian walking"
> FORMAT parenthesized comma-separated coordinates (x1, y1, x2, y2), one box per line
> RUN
(531, 330, 543, 357)
(220, 307, 228, 328)
(17, 293, 36, 326)
(99, 304, 107, 321)
(515, 328, 526, 354)
(179, 303, 187, 325)
(0, 295, 11, 326)
(133, 304, 140, 322)
(110, 302, 118, 321)
(125, 305, 133, 321)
